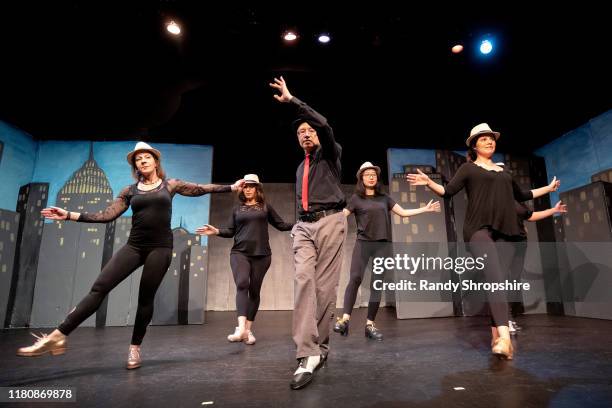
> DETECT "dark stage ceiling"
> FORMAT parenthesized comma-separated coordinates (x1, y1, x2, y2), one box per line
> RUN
(1, 2, 611, 182)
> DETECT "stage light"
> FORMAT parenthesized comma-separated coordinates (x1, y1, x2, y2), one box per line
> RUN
(283, 31, 297, 42)
(167, 20, 181, 35)
(318, 34, 331, 44)
(451, 44, 463, 54)
(480, 39, 493, 55)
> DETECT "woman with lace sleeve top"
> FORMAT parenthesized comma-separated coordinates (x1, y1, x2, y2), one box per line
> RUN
(334, 162, 440, 341)
(407, 123, 561, 360)
(17, 142, 243, 370)
(196, 174, 293, 345)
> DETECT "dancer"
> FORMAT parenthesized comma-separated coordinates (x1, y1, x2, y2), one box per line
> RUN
(270, 76, 347, 390)
(17, 142, 243, 369)
(334, 161, 440, 341)
(407, 123, 560, 359)
(507, 200, 567, 334)
(196, 174, 293, 345)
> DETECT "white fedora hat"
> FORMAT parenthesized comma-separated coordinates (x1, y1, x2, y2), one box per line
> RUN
(126, 142, 162, 164)
(243, 174, 261, 184)
(466, 123, 500, 147)
(356, 161, 381, 179)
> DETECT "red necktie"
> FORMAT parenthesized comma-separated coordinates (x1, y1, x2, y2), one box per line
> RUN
(302, 154, 310, 212)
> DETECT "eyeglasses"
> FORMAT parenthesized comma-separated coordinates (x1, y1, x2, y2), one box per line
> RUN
(297, 128, 317, 136)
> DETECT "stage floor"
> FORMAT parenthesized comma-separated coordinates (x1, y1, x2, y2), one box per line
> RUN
(1, 309, 611, 407)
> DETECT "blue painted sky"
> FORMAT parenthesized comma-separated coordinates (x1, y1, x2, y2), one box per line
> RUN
(5, 108, 612, 234)
(536, 109, 612, 204)
(387, 148, 437, 178)
(0, 121, 37, 210)
(386, 148, 504, 183)
(1, 123, 216, 237)
(387, 108, 612, 206)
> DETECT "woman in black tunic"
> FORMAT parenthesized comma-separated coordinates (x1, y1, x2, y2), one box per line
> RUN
(17, 142, 243, 369)
(197, 174, 293, 345)
(407, 123, 560, 359)
(335, 162, 440, 341)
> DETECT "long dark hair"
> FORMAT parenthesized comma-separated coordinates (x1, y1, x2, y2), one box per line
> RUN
(355, 172, 384, 198)
(239, 183, 266, 204)
(466, 144, 478, 162)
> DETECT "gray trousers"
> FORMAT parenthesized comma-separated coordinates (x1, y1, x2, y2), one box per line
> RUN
(291, 212, 347, 359)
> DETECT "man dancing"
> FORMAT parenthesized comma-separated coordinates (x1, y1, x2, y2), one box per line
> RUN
(270, 77, 347, 390)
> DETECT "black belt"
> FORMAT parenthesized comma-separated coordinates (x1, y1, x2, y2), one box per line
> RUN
(298, 208, 342, 223)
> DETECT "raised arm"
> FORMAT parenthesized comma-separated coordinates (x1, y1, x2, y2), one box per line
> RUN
(528, 200, 567, 222)
(407, 163, 471, 198)
(216, 208, 237, 238)
(195, 224, 220, 236)
(511, 178, 534, 202)
(269, 76, 340, 161)
(530, 176, 561, 200)
(196, 210, 236, 238)
(41, 186, 131, 223)
(391, 200, 441, 217)
(168, 178, 243, 197)
(267, 204, 294, 231)
(290, 96, 339, 160)
(407, 169, 444, 196)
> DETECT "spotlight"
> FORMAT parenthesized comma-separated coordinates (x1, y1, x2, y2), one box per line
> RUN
(166, 20, 181, 35)
(318, 34, 331, 44)
(451, 44, 464, 54)
(479, 39, 493, 55)
(283, 31, 297, 42)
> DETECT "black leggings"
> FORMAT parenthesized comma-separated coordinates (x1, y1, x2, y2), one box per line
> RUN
(343, 240, 390, 321)
(229, 252, 272, 321)
(468, 229, 515, 327)
(508, 239, 527, 318)
(58, 244, 172, 345)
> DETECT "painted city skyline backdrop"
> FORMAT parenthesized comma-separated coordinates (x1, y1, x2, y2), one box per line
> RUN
(0, 121, 214, 233)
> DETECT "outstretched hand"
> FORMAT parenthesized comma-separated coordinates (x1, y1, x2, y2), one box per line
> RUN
(423, 199, 441, 212)
(41, 206, 68, 220)
(269, 76, 293, 103)
(195, 224, 219, 236)
(548, 176, 561, 192)
(406, 169, 431, 186)
(553, 200, 567, 214)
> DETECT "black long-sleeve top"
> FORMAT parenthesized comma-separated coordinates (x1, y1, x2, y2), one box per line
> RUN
(442, 162, 533, 241)
(292, 97, 345, 215)
(78, 179, 232, 248)
(515, 201, 533, 240)
(217, 203, 294, 256)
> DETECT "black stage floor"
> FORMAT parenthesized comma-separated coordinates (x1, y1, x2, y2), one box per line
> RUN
(1, 309, 611, 408)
